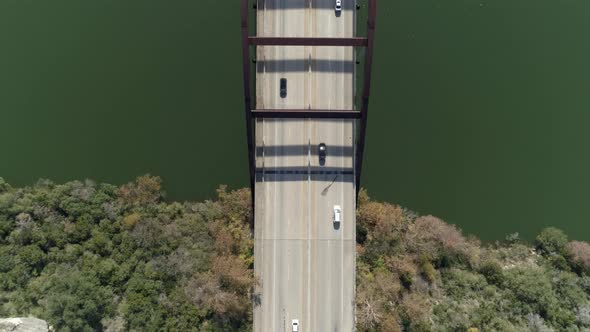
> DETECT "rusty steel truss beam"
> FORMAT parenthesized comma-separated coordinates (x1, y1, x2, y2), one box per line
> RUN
(355, 0, 377, 199)
(248, 37, 368, 47)
(252, 109, 361, 119)
(240, 0, 255, 218)
(240, 0, 377, 206)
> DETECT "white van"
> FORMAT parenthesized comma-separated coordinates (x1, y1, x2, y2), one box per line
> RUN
(333, 205, 342, 223)
(335, 0, 342, 12)
(292, 319, 299, 332)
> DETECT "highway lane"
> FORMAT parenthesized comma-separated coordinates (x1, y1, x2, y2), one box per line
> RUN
(254, 0, 356, 331)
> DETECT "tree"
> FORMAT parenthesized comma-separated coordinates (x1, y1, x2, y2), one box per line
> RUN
(407, 215, 478, 267)
(536, 227, 568, 256)
(567, 241, 590, 273)
(30, 266, 115, 331)
(117, 175, 163, 208)
(0, 177, 11, 193)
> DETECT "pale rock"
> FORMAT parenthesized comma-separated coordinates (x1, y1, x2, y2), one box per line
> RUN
(0, 318, 49, 332)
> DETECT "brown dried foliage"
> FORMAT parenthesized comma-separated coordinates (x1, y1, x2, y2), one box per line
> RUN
(380, 314, 402, 332)
(356, 260, 403, 331)
(386, 255, 418, 277)
(213, 227, 236, 255)
(179, 186, 257, 321)
(567, 240, 590, 271)
(406, 215, 478, 265)
(185, 255, 255, 320)
(211, 255, 254, 291)
(374, 269, 402, 300)
(122, 212, 141, 229)
(358, 201, 406, 240)
(357, 295, 384, 331)
(399, 292, 430, 328)
(186, 272, 246, 318)
(117, 175, 162, 207)
(216, 185, 252, 223)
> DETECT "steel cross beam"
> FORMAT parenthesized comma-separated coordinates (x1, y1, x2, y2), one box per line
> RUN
(356, 0, 377, 200)
(252, 109, 361, 119)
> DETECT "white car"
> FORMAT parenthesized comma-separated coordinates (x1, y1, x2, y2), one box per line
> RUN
(335, 0, 342, 12)
(292, 319, 299, 332)
(333, 205, 342, 223)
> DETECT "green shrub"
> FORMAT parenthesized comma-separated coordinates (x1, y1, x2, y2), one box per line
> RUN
(548, 254, 571, 271)
(0, 178, 11, 193)
(536, 227, 568, 256)
(443, 269, 488, 298)
(503, 267, 555, 315)
(357, 222, 368, 245)
(31, 266, 115, 331)
(419, 255, 437, 283)
(580, 276, 590, 295)
(3, 177, 590, 332)
(0, 217, 14, 240)
(400, 271, 413, 289)
(505, 232, 520, 245)
(479, 260, 504, 286)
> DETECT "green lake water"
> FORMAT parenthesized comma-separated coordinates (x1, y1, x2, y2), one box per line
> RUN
(1, 0, 589, 241)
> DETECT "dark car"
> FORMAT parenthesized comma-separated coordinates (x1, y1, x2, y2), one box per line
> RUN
(280, 78, 287, 98)
(318, 143, 327, 165)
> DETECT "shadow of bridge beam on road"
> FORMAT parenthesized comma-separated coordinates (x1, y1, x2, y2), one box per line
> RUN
(256, 145, 354, 157)
(255, 166, 354, 182)
(256, 59, 355, 73)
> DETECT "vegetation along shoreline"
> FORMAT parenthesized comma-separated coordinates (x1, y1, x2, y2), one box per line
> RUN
(1, 176, 590, 331)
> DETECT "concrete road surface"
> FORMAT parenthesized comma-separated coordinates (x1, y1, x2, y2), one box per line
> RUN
(253, 0, 356, 331)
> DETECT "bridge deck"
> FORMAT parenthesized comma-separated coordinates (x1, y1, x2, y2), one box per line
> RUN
(252, 0, 356, 331)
